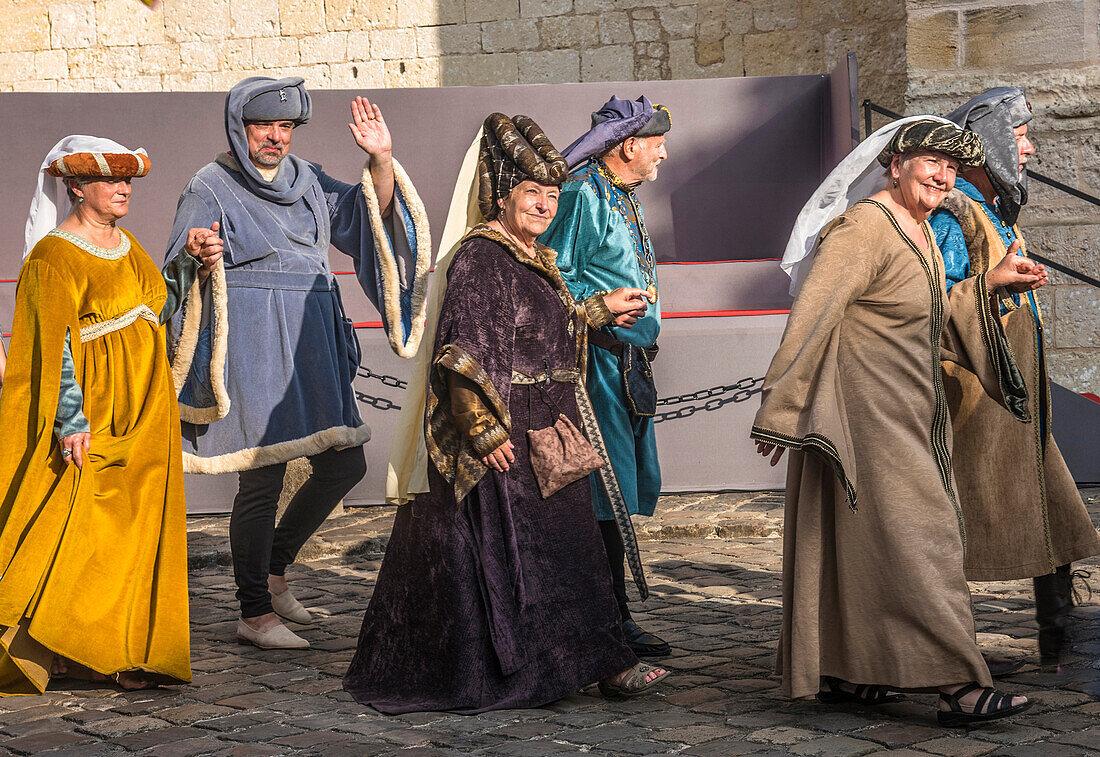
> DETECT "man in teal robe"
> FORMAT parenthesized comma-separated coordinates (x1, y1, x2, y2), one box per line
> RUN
(540, 95, 670, 657)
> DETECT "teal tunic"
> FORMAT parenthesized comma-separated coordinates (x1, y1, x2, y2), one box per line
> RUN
(539, 160, 661, 520)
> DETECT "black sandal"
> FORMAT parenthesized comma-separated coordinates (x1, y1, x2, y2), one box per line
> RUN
(816, 676, 906, 705)
(937, 682, 1032, 727)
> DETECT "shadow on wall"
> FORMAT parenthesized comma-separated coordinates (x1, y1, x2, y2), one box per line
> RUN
(669, 82, 824, 262)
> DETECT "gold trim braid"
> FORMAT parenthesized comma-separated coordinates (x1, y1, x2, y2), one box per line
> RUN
(862, 199, 963, 542)
(79, 304, 158, 343)
(749, 426, 858, 511)
(575, 381, 648, 600)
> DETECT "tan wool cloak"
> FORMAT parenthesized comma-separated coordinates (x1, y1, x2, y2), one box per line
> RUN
(938, 189, 1100, 581)
(752, 200, 1029, 699)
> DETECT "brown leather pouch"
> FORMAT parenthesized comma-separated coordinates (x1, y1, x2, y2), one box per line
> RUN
(526, 413, 604, 498)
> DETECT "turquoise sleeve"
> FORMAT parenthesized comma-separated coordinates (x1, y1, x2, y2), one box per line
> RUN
(160, 249, 203, 323)
(929, 209, 970, 291)
(540, 186, 603, 301)
(54, 328, 89, 439)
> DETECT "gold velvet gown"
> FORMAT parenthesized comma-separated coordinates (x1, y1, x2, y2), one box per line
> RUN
(0, 229, 191, 695)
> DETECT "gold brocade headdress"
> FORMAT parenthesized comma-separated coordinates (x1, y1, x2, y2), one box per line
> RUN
(876, 118, 985, 170)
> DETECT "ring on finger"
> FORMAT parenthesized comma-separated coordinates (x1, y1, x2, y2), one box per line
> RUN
(61, 449, 72, 457)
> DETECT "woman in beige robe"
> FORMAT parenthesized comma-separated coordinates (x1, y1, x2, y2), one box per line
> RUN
(752, 119, 1047, 727)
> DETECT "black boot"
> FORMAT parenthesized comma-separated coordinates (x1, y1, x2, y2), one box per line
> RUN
(598, 520, 670, 658)
(1033, 563, 1073, 667)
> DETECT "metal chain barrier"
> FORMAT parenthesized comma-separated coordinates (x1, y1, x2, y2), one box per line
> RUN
(352, 367, 765, 420)
(652, 376, 765, 423)
(355, 392, 403, 412)
(358, 367, 409, 390)
(354, 367, 409, 412)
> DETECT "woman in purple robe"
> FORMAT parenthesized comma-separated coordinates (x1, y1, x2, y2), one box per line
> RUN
(344, 113, 669, 713)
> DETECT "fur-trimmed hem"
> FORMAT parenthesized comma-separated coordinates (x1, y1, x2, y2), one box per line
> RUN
(182, 423, 371, 475)
(170, 259, 231, 424)
(360, 157, 432, 359)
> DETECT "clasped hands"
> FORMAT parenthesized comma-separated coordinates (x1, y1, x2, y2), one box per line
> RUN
(602, 287, 650, 328)
(986, 241, 1048, 294)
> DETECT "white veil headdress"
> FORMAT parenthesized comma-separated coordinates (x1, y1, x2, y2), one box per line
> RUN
(23, 135, 149, 260)
(781, 115, 953, 295)
(386, 127, 486, 504)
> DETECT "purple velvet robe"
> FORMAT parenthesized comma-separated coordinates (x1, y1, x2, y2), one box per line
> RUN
(343, 234, 635, 714)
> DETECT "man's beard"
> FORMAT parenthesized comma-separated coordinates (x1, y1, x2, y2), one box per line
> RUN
(252, 145, 286, 168)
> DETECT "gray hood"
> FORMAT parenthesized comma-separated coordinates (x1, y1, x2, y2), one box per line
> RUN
(947, 86, 1032, 225)
(224, 76, 317, 205)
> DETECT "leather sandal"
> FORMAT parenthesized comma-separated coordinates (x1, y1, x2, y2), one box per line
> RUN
(816, 676, 906, 705)
(937, 682, 1032, 727)
(598, 662, 670, 697)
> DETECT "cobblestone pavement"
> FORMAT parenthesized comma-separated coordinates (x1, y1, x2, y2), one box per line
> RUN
(3, 489, 1099, 756)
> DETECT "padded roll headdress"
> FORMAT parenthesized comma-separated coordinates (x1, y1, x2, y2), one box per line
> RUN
(876, 118, 985, 170)
(23, 135, 151, 261)
(387, 113, 567, 505)
(781, 117, 985, 295)
(477, 112, 568, 220)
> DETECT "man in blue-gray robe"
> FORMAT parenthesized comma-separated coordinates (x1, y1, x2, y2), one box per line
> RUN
(165, 77, 430, 650)
(540, 95, 671, 657)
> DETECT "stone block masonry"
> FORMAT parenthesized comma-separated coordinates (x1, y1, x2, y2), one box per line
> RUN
(906, 0, 1100, 395)
(0, 1, 907, 109)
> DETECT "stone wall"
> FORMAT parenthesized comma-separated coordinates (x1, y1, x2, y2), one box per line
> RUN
(0, 0, 906, 108)
(906, 0, 1100, 394)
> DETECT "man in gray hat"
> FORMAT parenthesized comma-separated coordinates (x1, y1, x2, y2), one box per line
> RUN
(165, 77, 430, 650)
(541, 95, 671, 658)
(930, 86, 1100, 671)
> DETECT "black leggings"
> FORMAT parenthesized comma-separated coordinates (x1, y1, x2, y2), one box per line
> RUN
(230, 445, 367, 618)
(598, 519, 631, 622)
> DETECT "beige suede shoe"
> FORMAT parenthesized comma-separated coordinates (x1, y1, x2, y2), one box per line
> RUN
(270, 587, 313, 625)
(236, 618, 310, 650)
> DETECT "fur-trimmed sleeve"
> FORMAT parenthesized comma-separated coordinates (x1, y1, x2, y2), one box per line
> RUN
(163, 184, 231, 425)
(323, 158, 431, 359)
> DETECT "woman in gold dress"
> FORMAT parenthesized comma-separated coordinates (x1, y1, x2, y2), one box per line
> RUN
(0, 136, 220, 694)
